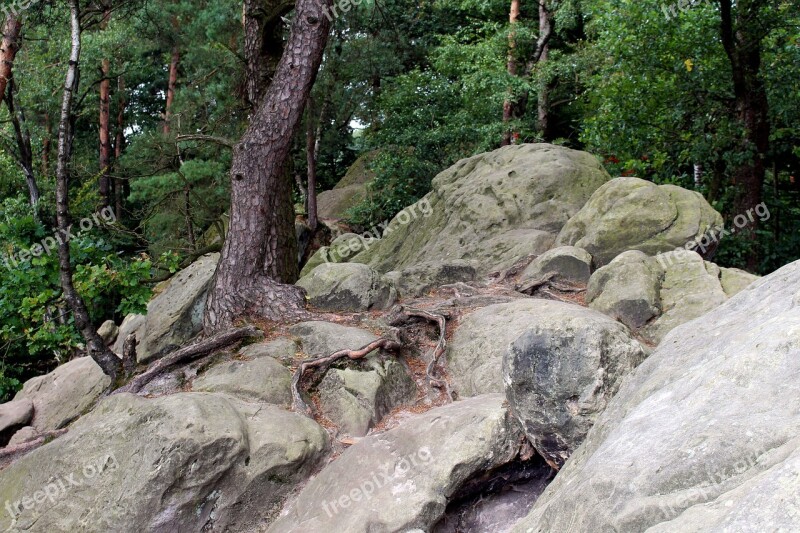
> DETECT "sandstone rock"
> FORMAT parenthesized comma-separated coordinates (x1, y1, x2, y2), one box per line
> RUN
(502, 300, 647, 468)
(511, 259, 800, 533)
(97, 320, 119, 346)
(192, 356, 292, 406)
(518, 246, 593, 287)
(385, 259, 478, 298)
(110, 313, 145, 355)
(0, 392, 328, 532)
(586, 250, 663, 330)
(7, 426, 39, 446)
(290, 321, 415, 434)
(351, 144, 610, 274)
(267, 394, 524, 533)
(296, 262, 396, 312)
(300, 233, 378, 278)
(556, 177, 723, 266)
(13, 357, 110, 432)
(720, 266, 759, 297)
(239, 337, 299, 364)
(137, 253, 219, 363)
(0, 399, 33, 446)
(317, 151, 379, 219)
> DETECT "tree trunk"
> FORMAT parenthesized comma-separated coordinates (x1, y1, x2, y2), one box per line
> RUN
(242, 0, 294, 108)
(114, 75, 126, 220)
(99, 57, 111, 208)
(163, 45, 179, 135)
(501, 0, 520, 146)
(719, 0, 770, 270)
(536, 0, 554, 141)
(42, 113, 52, 176)
(0, 16, 22, 106)
(56, 0, 122, 382)
(204, 0, 333, 332)
(6, 80, 40, 213)
(306, 100, 319, 230)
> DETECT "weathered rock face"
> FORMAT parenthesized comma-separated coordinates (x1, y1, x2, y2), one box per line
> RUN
(385, 259, 478, 298)
(300, 232, 375, 278)
(502, 300, 647, 468)
(587, 250, 758, 344)
(517, 246, 593, 288)
(110, 313, 145, 356)
(0, 399, 33, 446)
(137, 253, 219, 363)
(97, 320, 119, 346)
(511, 259, 800, 533)
(239, 337, 298, 364)
(556, 177, 723, 266)
(13, 357, 110, 433)
(267, 394, 524, 533)
(290, 321, 416, 435)
(296, 262, 397, 312)
(0, 392, 329, 532)
(192, 356, 292, 406)
(317, 150, 379, 219)
(351, 144, 610, 274)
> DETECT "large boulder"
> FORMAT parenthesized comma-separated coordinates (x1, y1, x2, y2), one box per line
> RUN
(511, 259, 800, 533)
(317, 151, 379, 219)
(587, 250, 757, 344)
(290, 321, 416, 434)
(556, 177, 723, 266)
(0, 399, 33, 446)
(517, 246, 593, 288)
(137, 253, 219, 363)
(502, 300, 647, 468)
(267, 394, 524, 533)
(0, 392, 328, 532)
(13, 357, 110, 433)
(296, 262, 396, 312)
(351, 144, 610, 274)
(192, 356, 292, 406)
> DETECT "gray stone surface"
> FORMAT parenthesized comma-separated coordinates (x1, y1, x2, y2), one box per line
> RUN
(97, 320, 119, 346)
(587, 250, 663, 330)
(110, 313, 145, 356)
(502, 300, 647, 468)
(317, 151, 379, 219)
(7, 426, 39, 446)
(518, 246, 593, 287)
(137, 253, 219, 363)
(0, 392, 328, 532)
(720, 266, 759, 297)
(351, 144, 610, 274)
(267, 394, 524, 533)
(297, 262, 397, 312)
(511, 259, 800, 533)
(556, 177, 723, 266)
(385, 259, 478, 298)
(0, 399, 33, 445)
(13, 357, 110, 432)
(290, 321, 381, 357)
(239, 337, 298, 364)
(192, 356, 292, 406)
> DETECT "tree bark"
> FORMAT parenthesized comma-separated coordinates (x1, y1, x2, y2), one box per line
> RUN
(56, 0, 122, 382)
(501, 0, 520, 146)
(163, 44, 179, 134)
(306, 99, 319, 230)
(536, 0, 554, 141)
(242, 0, 294, 108)
(114, 75, 126, 220)
(0, 16, 22, 106)
(719, 0, 770, 270)
(99, 57, 112, 208)
(204, 0, 333, 332)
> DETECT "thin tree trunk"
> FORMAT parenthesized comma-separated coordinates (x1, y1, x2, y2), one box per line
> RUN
(306, 99, 319, 230)
(114, 75, 126, 220)
(56, 0, 122, 382)
(204, 0, 333, 332)
(163, 45, 179, 135)
(42, 113, 52, 176)
(534, 0, 554, 141)
(0, 16, 22, 106)
(6, 80, 40, 213)
(719, 0, 770, 270)
(501, 0, 520, 146)
(184, 184, 196, 250)
(99, 57, 111, 207)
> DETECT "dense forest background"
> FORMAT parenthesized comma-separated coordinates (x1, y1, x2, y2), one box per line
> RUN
(1, 0, 798, 399)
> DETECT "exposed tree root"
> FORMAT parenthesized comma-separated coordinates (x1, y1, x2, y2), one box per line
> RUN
(113, 325, 261, 394)
(291, 337, 404, 415)
(0, 429, 68, 467)
(291, 306, 453, 418)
